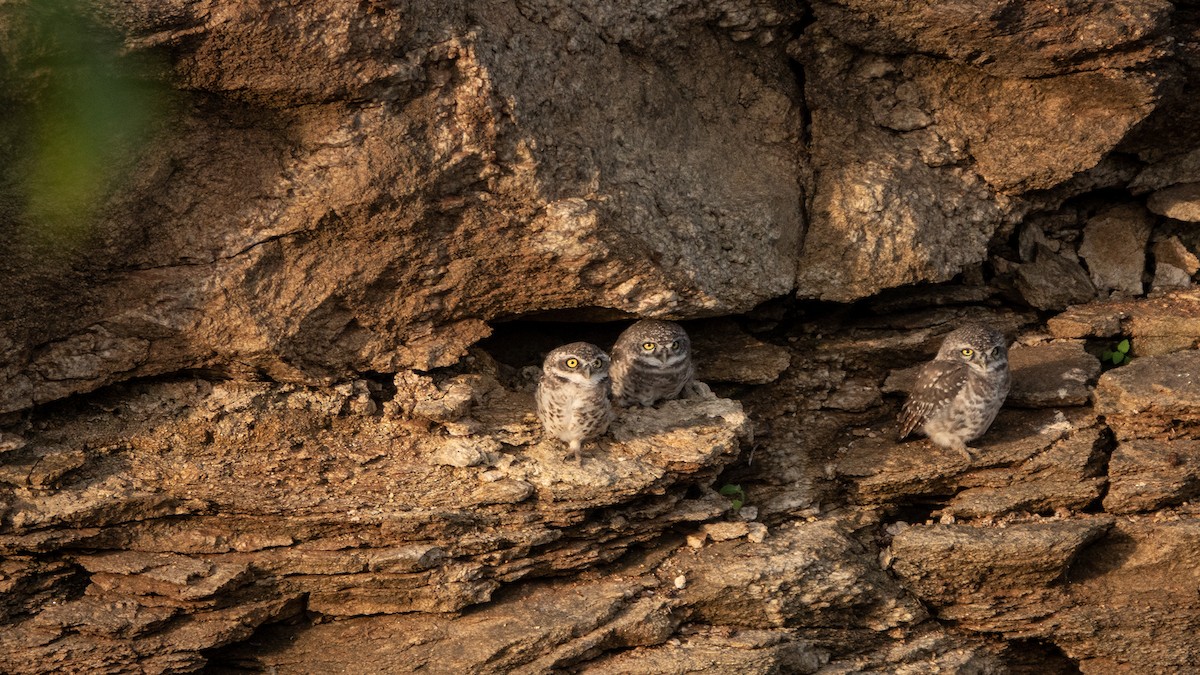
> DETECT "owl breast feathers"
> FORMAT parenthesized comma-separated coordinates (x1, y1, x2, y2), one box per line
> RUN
(535, 342, 614, 462)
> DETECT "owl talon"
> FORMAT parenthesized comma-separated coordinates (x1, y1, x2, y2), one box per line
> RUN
(683, 380, 714, 400)
(934, 437, 974, 464)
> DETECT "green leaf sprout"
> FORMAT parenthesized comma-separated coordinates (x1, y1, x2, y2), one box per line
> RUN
(718, 483, 746, 511)
(1101, 338, 1133, 367)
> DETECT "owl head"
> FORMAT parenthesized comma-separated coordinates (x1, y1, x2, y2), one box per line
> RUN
(935, 324, 1008, 374)
(616, 320, 691, 366)
(542, 342, 611, 385)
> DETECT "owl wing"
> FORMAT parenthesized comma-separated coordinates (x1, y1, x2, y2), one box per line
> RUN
(898, 360, 968, 440)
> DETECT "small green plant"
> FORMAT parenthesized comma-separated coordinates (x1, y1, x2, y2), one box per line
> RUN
(1101, 339, 1132, 366)
(718, 483, 746, 510)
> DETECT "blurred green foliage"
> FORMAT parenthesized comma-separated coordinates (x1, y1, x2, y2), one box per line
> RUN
(2, 0, 173, 246)
(718, 483, 746, 511)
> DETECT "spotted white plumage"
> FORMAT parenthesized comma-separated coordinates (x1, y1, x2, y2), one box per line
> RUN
(610, 320, 694, 408)
(535, 342, 615, 462)
(898, 324, 1010, 461)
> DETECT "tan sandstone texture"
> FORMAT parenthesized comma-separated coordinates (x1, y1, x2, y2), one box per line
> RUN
(3, 0, 1200, 672)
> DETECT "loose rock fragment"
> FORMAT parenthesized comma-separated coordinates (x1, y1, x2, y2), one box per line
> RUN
(1148, 182, 1200, 222)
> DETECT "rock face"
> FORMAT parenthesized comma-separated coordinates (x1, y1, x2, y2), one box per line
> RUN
(793, 0, 1165, 301)
(1079, 204, 1154, 295)
(829, 314, 1200, 673)
(1095, 350, 1200, 513)
(0, 0, 805, 414)
(0, 0, 1194, 412)
(1013, 244, 1096, 311)
(1006, 342, 1101, 408)
(1148, 182, 1200, 222)
(1048, 289, 1200, 356)
(0, 373, 751, 672)
(4, 0, 1200, 673)
(6, 302, 1200, 672)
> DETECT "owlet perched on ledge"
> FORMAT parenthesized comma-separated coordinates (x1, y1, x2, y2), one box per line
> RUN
(610, 320, 694, 407)
(536, 342, 615, 462)
(898, 324, 1010, 462)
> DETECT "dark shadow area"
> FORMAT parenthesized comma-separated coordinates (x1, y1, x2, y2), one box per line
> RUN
(1065, 528, 1137, 584)
(999, 637, 1083, 674)
(478, 315, 630, 370)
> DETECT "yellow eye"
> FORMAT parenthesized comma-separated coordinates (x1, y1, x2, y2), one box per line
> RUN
(642, 342, 656, 351)
(960, 348, 974, 357)
(592, 359, 603, 368)
(565, 358, 579, 368)
(670, 341, 679, 349)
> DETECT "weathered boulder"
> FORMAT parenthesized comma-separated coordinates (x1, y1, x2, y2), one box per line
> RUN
(1094, 349, 1200, 432)
(1013, 245, 1097, 311)
(808, 0, 1172, 78)
(890, 517, 1115, 610)
(1094, 350, 1200, 512)
(1105, 440, 1200, 513)
(837, 407, 1107, 517)
(1151, 236, 1199, 291)
(1078, 204, 1154, 296)
(1148, 182, 1200, 222)
(890, 514, 1200, 674)
(794, 0, 1163, 301)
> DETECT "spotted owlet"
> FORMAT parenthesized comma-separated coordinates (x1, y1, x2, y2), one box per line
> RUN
(898, 324, 1010, 462)
(610, 320, 694, 408)
(536, 342, 615, 462)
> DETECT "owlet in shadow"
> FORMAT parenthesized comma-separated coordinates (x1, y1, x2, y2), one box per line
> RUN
(610, 320, 694, 407)
(898, 324, 1010, 462)
(536, 342, 615, 462)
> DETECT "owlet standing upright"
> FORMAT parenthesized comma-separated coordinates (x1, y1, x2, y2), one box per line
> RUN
(610, 320, 694, 407)
(535, 342, 615, 462)
(898, 324, 1011, 462)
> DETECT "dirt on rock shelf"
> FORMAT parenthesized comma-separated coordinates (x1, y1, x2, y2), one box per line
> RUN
(4, 0, 1200, 673)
